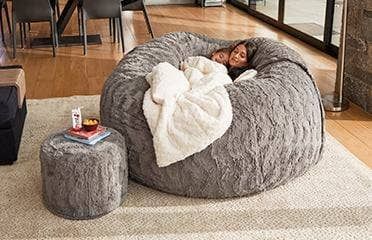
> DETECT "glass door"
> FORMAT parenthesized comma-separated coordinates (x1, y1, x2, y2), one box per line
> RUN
(229, 0, 341, 56)
(332, 0, 343, 46)
(250, 0, 280, 20)
(283, 0, 327, 41)
(236, 0, 249, 6)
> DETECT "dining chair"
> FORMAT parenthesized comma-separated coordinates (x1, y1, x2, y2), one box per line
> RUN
(79, 0, 123, 55)
(121, 0, 154, 38)
(108, 0, 154, 45)
(25, 0, 59, 33)
(12, 0, 57, 58)
(0, 0, 11, 43)
(50, 0, 60, 17)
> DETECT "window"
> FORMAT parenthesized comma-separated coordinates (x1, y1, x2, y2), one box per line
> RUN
(332, 0, 343, 46)
(229, 0, 341, 56)
(251, 0, 279, 20)
(284, 0, 327, 41)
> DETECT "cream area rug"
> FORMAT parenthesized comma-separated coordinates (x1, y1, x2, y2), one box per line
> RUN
(0, 95, 370, 240)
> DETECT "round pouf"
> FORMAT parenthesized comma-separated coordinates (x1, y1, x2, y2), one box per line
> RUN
(40, 128, 127, 219)
(100, 32, 324, 198)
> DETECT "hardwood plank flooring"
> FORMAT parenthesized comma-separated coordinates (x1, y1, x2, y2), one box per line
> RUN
(0, 3, 370, 167)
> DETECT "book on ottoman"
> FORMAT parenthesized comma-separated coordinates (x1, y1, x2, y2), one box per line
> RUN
(63, 126, 111, 145)
(67, 125, 106, 140)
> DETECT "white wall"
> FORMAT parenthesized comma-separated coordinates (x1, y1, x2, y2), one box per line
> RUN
(145, 0, 195, 5)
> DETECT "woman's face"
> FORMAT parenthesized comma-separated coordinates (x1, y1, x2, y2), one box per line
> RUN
(229, 44, 249, 68)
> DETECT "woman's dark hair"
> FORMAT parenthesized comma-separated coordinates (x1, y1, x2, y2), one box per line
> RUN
(209, 46, 234, 59)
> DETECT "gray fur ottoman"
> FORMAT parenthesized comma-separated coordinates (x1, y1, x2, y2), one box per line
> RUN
(40, 128, 127, 219)
(100, 32, 325, 198)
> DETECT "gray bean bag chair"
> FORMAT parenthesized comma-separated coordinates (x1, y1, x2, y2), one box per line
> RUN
(100, 32, 324, 198)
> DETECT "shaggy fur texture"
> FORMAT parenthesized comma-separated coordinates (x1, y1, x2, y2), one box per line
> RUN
(100, 32, 325, 198)
(40, 128, 128, 219)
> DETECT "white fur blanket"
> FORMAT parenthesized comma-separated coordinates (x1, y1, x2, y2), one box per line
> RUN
(143, 56, 256, 167)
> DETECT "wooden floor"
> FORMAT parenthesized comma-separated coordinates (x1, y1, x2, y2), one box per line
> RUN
(0, 3, 371, 167)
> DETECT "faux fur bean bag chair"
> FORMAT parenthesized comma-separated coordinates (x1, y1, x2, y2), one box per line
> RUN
(100, 32, 325, 198)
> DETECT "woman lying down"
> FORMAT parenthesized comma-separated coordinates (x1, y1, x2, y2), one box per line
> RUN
(143, 41, 257, 167)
